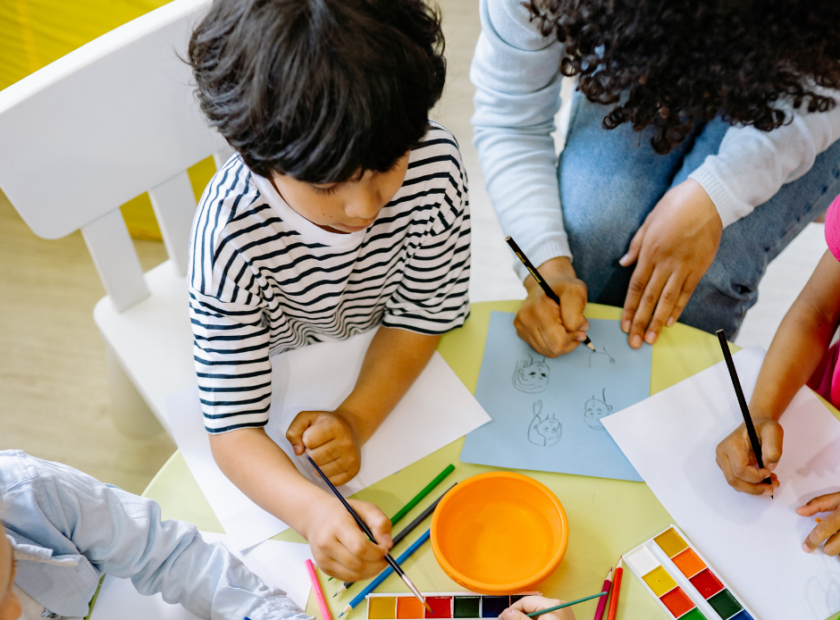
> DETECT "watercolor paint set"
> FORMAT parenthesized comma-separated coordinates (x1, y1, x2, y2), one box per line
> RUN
(366, 593, 534, 620)
(623, 525, 756, 620)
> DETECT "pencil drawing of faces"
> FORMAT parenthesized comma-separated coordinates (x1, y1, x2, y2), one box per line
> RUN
(528, 400, 562, 447)
(584, 389, 613, 429)
(513, 355, 550, 393)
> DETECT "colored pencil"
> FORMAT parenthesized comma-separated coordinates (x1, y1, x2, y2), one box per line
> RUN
(592, 568, 612, 620)
(330, 466, 455, 583)
(506, 236, 596, 352)
(525, 592, 609, 617)
(390, 464, 455, 526)
(335, 482, 458, 596)
(606, 559, 623, 620)
(305, 455, 430, 614)
(306, 559, 334, 620)
(339, 529, 432, 617)
(716, 329, 773, 496)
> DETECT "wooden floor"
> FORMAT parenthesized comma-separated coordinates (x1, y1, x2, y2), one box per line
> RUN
(0, 189, 176, 493)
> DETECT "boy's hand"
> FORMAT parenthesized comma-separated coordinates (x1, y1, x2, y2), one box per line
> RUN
(514, 256, 589, 358)
(501, 596, 576, 620)
(305, 496, 393, 581)
(798, 493, 840, 556)
(286, 409, 362, 486)
(715, 417, 782, 495)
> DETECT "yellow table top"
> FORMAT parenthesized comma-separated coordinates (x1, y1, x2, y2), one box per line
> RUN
(143, 301, 838, 620)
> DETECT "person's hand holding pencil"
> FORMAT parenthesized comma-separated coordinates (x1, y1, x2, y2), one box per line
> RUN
(715, 418, 781, 496)
(506, 239, 592, 359)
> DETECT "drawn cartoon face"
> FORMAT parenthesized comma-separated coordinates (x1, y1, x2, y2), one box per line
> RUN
(513, 355, 550, 393)
(584, 389, 613, 429)
(528, 400, 562, 447)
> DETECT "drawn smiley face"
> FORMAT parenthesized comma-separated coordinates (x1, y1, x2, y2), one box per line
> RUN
(584, 390, 613, 429)
(513, 356, 550, 393)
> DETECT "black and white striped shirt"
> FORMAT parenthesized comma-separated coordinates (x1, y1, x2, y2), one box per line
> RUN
(188, 123, 471, 433)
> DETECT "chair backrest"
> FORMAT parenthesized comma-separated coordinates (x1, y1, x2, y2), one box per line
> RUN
(0, 0, 231, 311)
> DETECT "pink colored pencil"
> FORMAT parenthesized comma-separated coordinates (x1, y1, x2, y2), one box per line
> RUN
(592, 567, 612, 620)
(306, 559, 334, 620)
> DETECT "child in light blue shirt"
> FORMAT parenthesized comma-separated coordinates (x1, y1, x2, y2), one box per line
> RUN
(0, 450, 310, 620)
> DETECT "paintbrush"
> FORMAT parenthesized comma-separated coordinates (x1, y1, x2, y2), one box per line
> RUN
(716, 330, 773, 498)
(505, 236, 596, 352)
(334, 483, 457, 596)
(525, 592, 609, 617)
(305, 455, 431, 614)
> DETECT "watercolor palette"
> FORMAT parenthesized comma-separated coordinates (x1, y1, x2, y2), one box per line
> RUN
(623, 525, 756, 620)
(366, 593, 535, 620)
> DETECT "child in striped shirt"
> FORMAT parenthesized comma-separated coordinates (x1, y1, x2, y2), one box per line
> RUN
(186, 0, 470, 581)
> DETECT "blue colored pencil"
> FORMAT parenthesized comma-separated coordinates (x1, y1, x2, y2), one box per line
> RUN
(339, 529, 432, 617)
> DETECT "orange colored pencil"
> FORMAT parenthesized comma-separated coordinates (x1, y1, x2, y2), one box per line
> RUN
(606, 558, 623, 620)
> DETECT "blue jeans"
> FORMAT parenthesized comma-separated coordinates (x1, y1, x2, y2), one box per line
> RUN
(558, 95, 840, 338)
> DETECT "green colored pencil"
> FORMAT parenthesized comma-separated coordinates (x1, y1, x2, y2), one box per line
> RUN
(327, 463, 454, 582)
(389, 463, 455, 526)
(525, 592, 608, 617)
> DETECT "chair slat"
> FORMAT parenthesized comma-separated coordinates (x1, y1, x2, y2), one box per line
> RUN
(81, 210, 150, 311)
(149, 171, 197, 276)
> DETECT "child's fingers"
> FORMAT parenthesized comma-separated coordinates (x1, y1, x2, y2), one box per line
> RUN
(715, 449, 772, 495)
(285, 411, 319, 455)
(797, 492, 840, 517)
(349, 499, 393, 549)
(509, 596, 563, 615)
(803, 505, 840, 553)
(501, 608, 531, 620)
(758, 421, 783, 466)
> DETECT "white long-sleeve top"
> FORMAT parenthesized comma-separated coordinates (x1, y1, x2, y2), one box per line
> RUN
(471, 0, 840, 278)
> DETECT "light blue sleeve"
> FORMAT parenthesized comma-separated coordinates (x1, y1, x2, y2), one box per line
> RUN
(690, 92, 840, 227)
(33, 457, 309, 620)
(470, 0, 569, 278)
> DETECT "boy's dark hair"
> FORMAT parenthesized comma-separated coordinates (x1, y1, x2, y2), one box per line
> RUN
(189, 0, 446, 183)
(527, 0, 840, 155)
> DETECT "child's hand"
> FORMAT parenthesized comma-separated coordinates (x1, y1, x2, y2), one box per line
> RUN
(501, 596, 576, 620)
(286, 409, 362, 485)
(798, 492, 840, 556)
(305, 496, 393, 581)
(715, 417, 783, 495)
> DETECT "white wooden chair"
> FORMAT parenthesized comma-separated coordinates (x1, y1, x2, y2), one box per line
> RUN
(0, 0, 231, 437)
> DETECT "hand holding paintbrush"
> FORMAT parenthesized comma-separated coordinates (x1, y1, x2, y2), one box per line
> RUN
(305, 455, 432, 614)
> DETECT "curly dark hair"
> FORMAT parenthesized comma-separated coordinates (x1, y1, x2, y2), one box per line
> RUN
(527, 0, 840, 154)
(189, 0, 445, 182)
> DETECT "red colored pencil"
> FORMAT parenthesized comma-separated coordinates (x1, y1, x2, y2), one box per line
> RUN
(593, 567, 613, 620)
(606, 559, 623, 620)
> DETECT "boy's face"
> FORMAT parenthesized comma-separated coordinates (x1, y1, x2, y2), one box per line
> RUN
(271, 151, 411, 234)
(0, 526, 21, 620)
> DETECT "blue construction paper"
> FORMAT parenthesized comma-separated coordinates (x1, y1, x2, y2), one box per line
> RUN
(460, 312, 650, 481)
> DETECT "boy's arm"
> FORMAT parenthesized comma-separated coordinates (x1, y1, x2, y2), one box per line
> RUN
(285, 327, 441, 484)
(25, 454, 308, 620)
(716, 250, 840, 494)
(209, 429, 392, 581)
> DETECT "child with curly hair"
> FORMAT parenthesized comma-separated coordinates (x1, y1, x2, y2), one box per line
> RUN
(186, 0, 469, 582)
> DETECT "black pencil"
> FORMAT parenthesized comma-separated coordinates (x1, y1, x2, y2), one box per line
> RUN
(305, 455, 432, 611)
(334, 482, 458, 596)
(505, 236, 596, 352)
(715, 330, 773, 497)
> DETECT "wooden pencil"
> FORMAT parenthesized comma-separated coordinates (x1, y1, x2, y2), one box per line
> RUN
(506, 236, 596, 352)
(716, 329, 773, 495)
(606, 558, 623, 620)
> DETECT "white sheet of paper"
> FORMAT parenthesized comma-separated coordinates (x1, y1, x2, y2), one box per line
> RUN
(167, 330, 491, 549)
(602, 347, 840, 620)
(89, 533, 313, 620)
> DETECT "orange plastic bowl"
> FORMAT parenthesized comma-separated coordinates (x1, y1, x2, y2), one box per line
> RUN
(431, 472, 569, 595)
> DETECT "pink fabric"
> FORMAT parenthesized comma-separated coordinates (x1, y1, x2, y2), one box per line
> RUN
(808, 195, 840, 409)
(825, 195, 840, 262)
